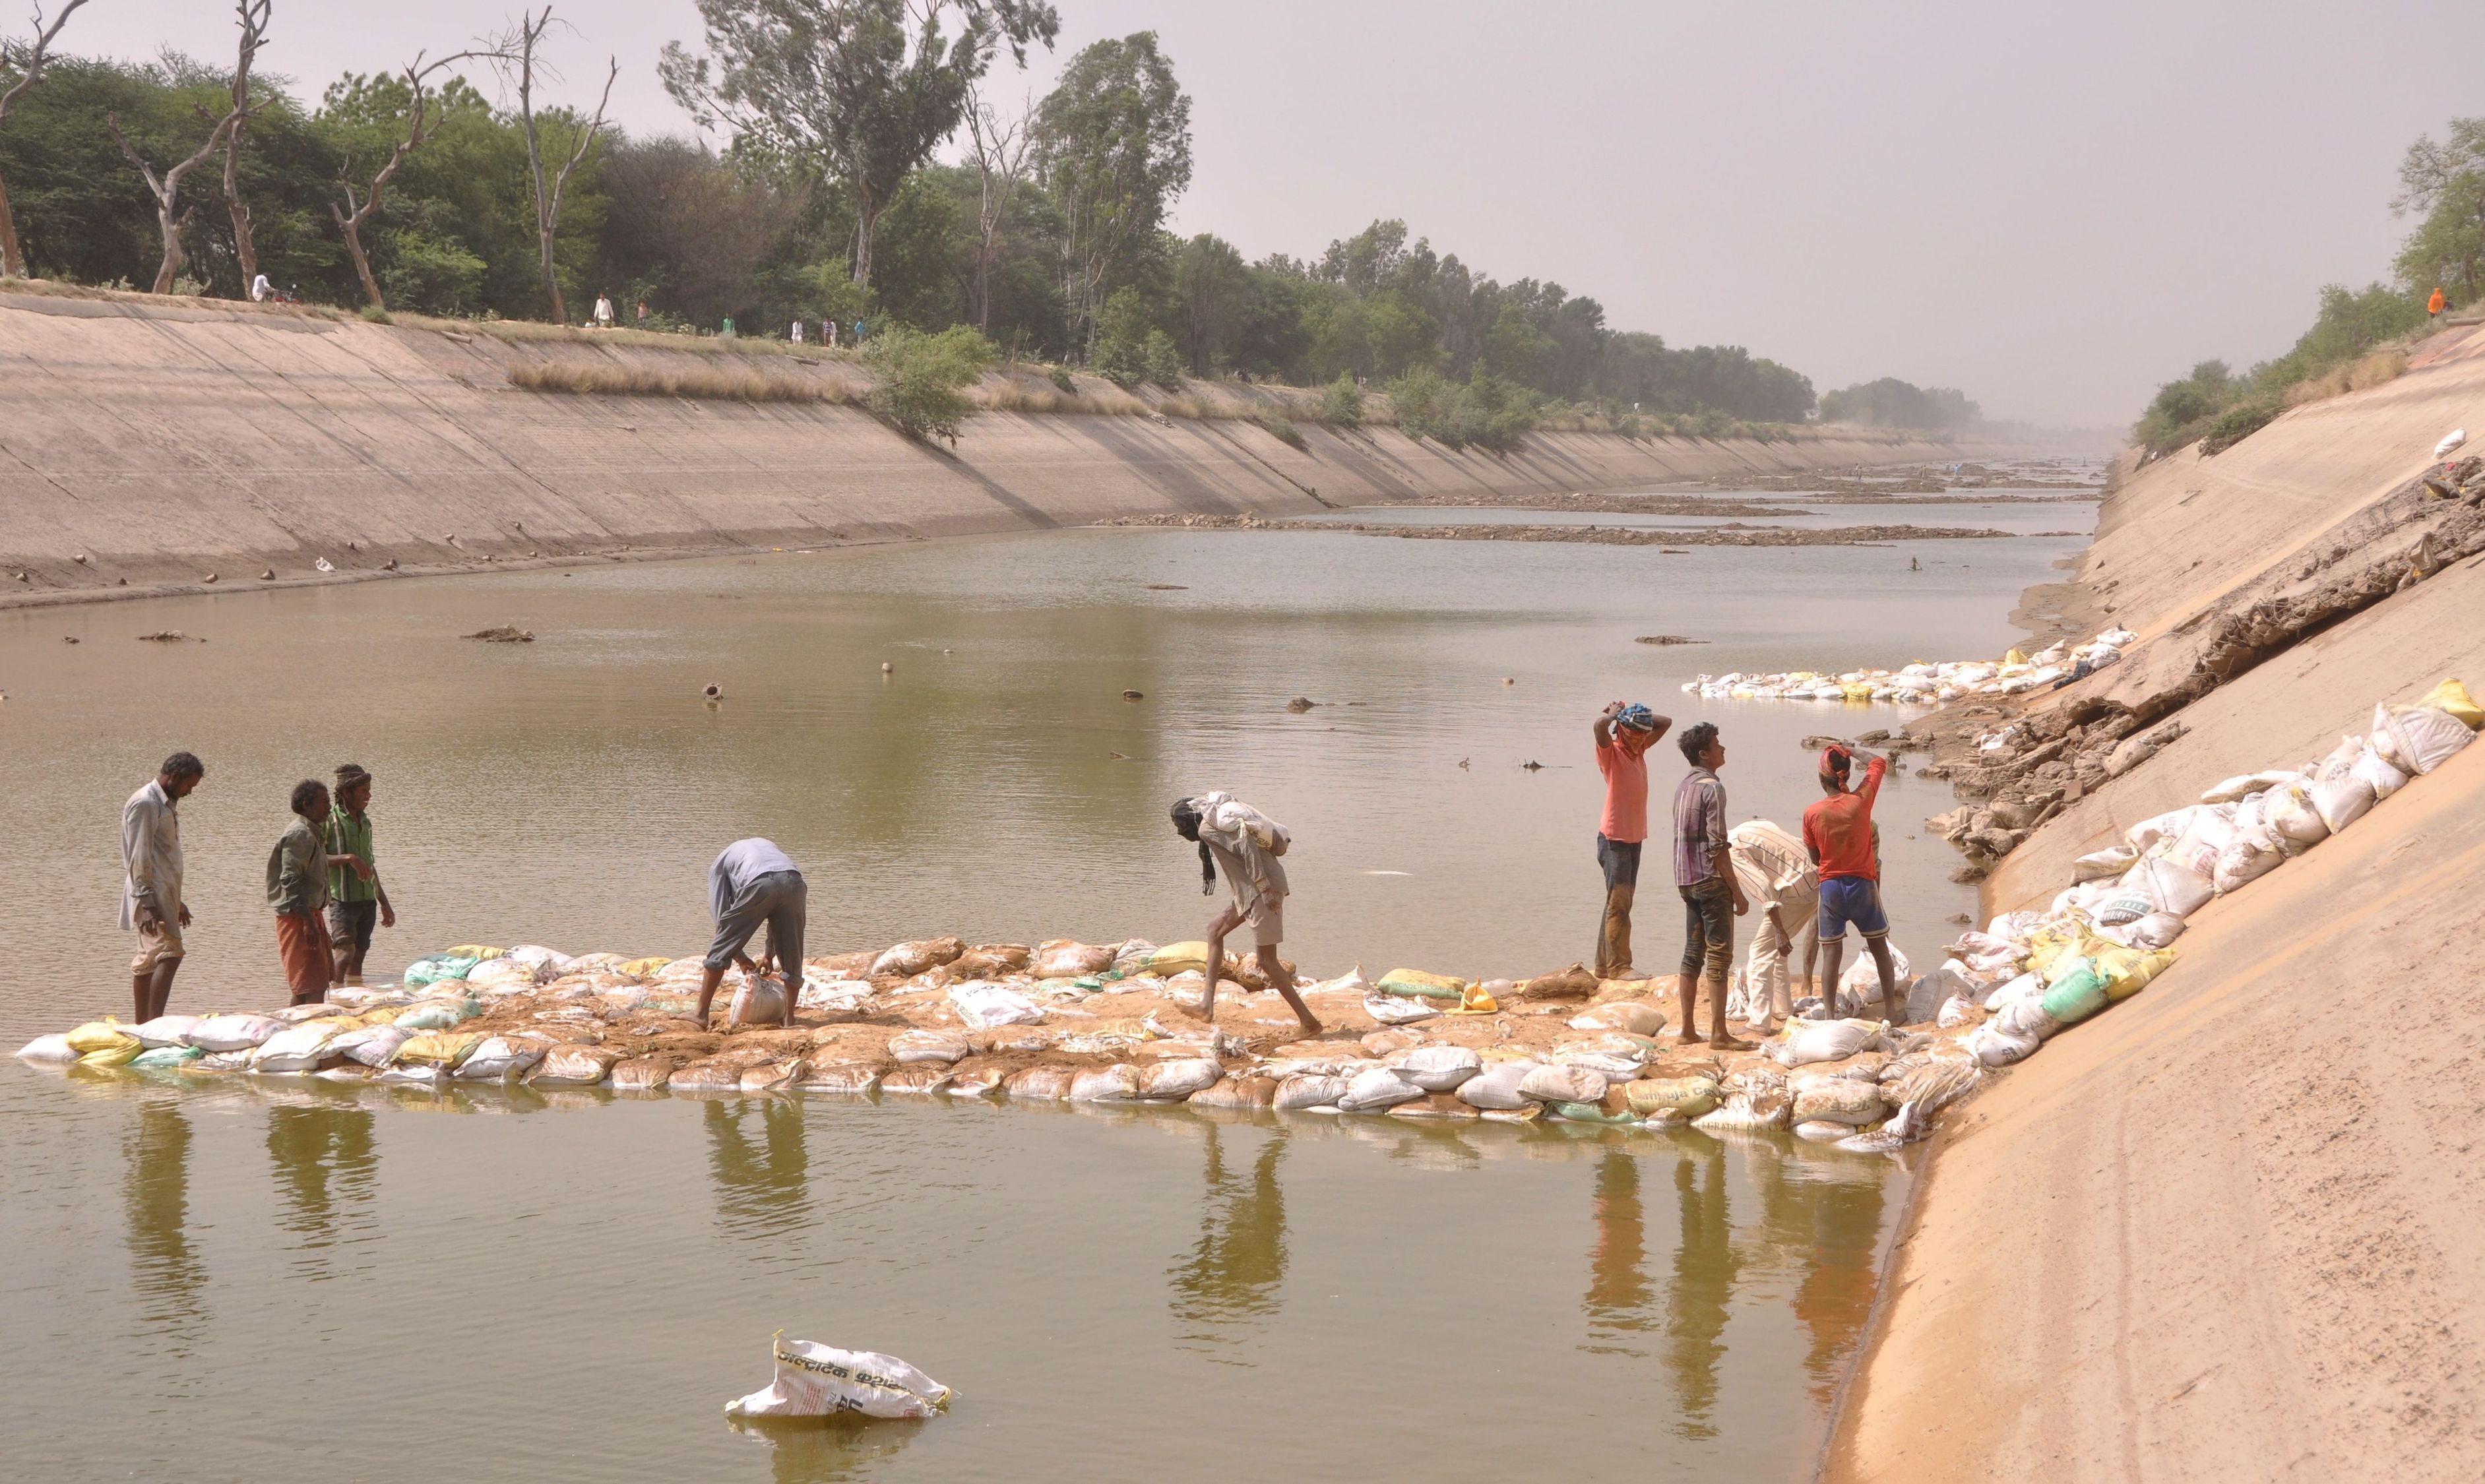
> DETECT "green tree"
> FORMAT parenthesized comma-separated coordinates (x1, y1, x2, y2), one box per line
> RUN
(2131, 360, 2240, 456)
(661, 0, 1057, 289)
(1319, 371, 1363, 428)
(0, 0, 94, 278)
(865, 321, 992, 443)
(1032, 31, 1190, 357)
(1173, 230, 1245, 373)
(2392, 117, 2485, 307)
(1091, 283, 1152, 387)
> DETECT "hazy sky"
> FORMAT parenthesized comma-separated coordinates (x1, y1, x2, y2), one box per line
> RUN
(72, 0, 2485, 424)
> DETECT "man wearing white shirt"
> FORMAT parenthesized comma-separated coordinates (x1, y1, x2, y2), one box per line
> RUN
(124, 752, 205, 1021)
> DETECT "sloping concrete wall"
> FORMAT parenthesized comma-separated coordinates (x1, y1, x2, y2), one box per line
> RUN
(0, 290, 1955, 603)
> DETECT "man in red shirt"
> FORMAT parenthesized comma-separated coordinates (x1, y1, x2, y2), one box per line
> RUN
(1592, 701, 1670, 979)
(1802, 745, 1900, 1021)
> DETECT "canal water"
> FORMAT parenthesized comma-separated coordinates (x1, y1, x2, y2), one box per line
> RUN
(0, 489, 2092, 1480)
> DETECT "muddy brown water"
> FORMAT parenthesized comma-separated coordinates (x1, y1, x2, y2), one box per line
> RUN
(0, 496, 2092, 1479)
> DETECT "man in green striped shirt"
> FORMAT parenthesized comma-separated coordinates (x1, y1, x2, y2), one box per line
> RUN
(324, 763, 395, 985)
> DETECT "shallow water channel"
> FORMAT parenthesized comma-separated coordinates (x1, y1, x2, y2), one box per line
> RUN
(0, 489, 2091, 1480)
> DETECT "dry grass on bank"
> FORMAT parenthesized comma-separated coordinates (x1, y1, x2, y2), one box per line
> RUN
(2284, 348, 2408, 407)
(505, 358, 859, 406)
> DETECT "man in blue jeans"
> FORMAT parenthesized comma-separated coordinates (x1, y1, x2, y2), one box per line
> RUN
(696, 838, 807, 1029)
(1670, 722, 1751, 1048)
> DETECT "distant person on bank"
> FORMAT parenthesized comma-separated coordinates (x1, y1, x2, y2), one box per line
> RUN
(1804, 745, 1901, 1021)
(123, 752, 204, 1022)
(1590, 700, 1672, 979)
(1172, 791, 1321, 1036)
(268, 779, 368, 1006)
(324, 763, 395, 987)
(1671, 722, 1751, 1049)
(1728, 819, 1820, 1034)
(2430, 286, 2448, 322)
(698, 838, 806, 1029)
(593, 292, 615, 329)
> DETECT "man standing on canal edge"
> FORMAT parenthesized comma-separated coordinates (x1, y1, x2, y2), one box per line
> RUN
(699, 838, 807, 1030)
(1173, 791, 1322, 1037)
(325, 764, 394, 987)
(1804, 745, 1901, 1021)
(123, 752, 203, 1022)
(268, 779, 366, 1006)
(1672, 723, 1751, 1049)
(1591, 701, 1671, 979)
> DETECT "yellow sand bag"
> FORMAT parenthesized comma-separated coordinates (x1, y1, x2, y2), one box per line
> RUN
(2096, 946, 2176, 1002)
(1458, 983, 1500, 1013)
(1145, 942, 1211, 977)
(396, 1032, 481, 1068)
(1840, 682, 1873, 702)
(2003, 648, 2028, 665)
(79, 1041, 144, 1068)
(442, 944, 505, 960)
(2024, 921, 2094, 980)
(2420, 677, 2483, 730)
(1377, 968, 1467, 1001)
(66, 1019, 137, 1056)
(616, 956, 673, 977)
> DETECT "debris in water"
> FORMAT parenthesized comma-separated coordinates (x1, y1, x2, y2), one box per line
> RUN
(62, 636, 77, 644)
(725, 1334, 953, 1421)
(137, 631, 201, 643)
(1146, 583, 1187, 590)
(881, 662, 894, 674)
(1635, 635, 1705, 646)
(466, 627, 536, 644)
(1286, 696, 1314, 712)
(1458, 757, 1469, 770)
(704, 683, 723, 700)
(1521, 759, 1545, 771)
(1501, 677, 1515, 685)
(1122, 689, 1144, 701)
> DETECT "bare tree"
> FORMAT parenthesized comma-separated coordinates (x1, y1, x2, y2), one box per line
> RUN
(962, 87, 1031, 334)
(0, 0, 94, 279)
(218, 0, 275, 290)
(499, 7, 615, 325)
(329, 49, 502, 311)
(109, 12, 268, 296)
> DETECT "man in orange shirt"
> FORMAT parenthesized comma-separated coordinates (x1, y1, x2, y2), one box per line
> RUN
(1802, 745, 1901, 1021)
(1592, 701, 1671, 978)
(2430, 286, 2448, 321)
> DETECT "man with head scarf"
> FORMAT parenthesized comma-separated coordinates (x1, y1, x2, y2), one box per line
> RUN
(1170, 791, 1319, 1035)
(1591, 701, 1672, 979)
(1804, 745, 1900, 1020)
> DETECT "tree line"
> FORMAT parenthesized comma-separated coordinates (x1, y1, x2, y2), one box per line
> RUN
(2133, 116, 2485, 459)
(0, 0, 1982, 436)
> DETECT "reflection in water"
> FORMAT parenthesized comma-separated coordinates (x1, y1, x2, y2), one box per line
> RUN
(126, 1099, 208, 1349)
(1662, 1144, 1739, 1440)
(1777, 1165, 1890, 1406)
(1168, 1123, 1287, 1353)
(707, 1099, 813, 1241)
(265, 1105, 378, 1274)
(729, 1415, 926, 1483)
(1582, 1151, 1652, 1355)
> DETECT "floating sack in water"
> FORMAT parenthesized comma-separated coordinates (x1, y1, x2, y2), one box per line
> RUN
(131, 1045, 205, 1070)
(65, 1019, 138, 1057)
(889, 1032, 970, 1066)
(1273, 1072, 1350, 1111)
(1628, 1077, 1720, 1120)
(16, 1033, 80, 1064)
(127, 1014, 203, 1049)
(187, 1014, 285, 1052)
(1336, 1067, 1426, 1112)
(1067, 1065, 1139, 1102)
(1375, 968, 1466, 1001)
(948, 982, 1045, 1030)
(1137, 1059, 1222, 1101)
(1395, 1046, 1482, 1092)
(1031, 939, 1117, 978)
(725, 1332, 953, 1421)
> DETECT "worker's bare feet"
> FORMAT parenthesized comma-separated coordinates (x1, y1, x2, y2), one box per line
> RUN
(1294, 1014, 1323, 1036)
(1709, 1033, 1755, 1051)
(1675, 1027, 1705, 1045)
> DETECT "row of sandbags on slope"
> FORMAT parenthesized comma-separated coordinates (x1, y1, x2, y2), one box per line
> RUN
(1683, 630, 2135, 706)
(1917, 678, 2481, 1066)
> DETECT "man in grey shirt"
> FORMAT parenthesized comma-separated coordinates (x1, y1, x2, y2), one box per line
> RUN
(697, 838, 805, 1028)
(123, 751, 205, 1022)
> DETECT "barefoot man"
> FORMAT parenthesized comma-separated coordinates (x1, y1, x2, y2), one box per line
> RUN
(1171, 791, 1321, 1036)
(1591, 701, 1671, 978)
(1670, 723, 1751, 1049)
(1803, 746, 1901, 1021)
(696, 838, 806, 1030)
(123, 752, 204, 1022)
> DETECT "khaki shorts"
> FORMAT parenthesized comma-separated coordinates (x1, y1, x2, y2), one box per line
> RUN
(1243, 895, 1283, 948)
(132, 917, 185, 973)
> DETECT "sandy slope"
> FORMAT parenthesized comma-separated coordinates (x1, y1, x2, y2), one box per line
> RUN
(1824, 324, 2485, 1481)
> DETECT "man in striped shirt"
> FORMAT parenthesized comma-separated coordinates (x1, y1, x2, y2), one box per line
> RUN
(1671, 722, 1751, 1048)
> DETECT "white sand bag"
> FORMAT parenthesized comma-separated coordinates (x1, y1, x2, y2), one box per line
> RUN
(947, 982, 1044, 1030)
(2122, 855, 2214, 919)
(889, 1032, 970, 1065)
(2263, 780, 2329, 850)
(2311, 774, 2377, 833)
(16, 1033, 79, 1063)
(1691, 1088, 1791, 1130)
(1362, 993, 1437, 1026)
(127, 1014, 204, 1049)
(1981, 971, 2042, 1012)
(1029, 940, 1114, 977)
(1569, 1002, 1666, 1036)
(1137, 1059, 1222, 1101)
(1965, 1022, 2038, 1067)
(329, 1024, 409, 1068)
(1456, 1061, 1542, 1110)
(1792, 1080, 1888, 1127)
(2212, 838, 2284, 894)
(1395, 1045, 1482, 1092)
(251, 1022, 343, 1072)
(1337, 1067, 1426, 1112)
(728, 977, 788, 1027)
(1777, 1018, 1884, 1067)
(2350, 743, 2410, 801)
(530, 1045, 622, 1086)
(725, 1333, 953, 1421)
(455, 1036, 547, 1081)
(187, 1013, 286, 1052)
(1518, 1064, 1609, 1105)
(2071, 845, 2136, 882)
(2123, 806, 2200, 854)
(1996, 997, 2062, 1043)
(1838, 945, 1910, 1001)
(1273, 1072, 1349, 1111)
(2374, 704, 2473, 776)
(1067, 1065, 1139, 1102)
(2200, 770, 2300, 805)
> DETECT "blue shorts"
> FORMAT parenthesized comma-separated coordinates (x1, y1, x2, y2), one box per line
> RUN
(1817, 877, 1888, 941)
